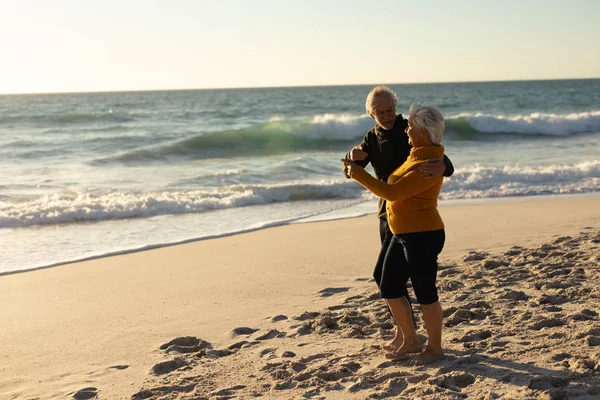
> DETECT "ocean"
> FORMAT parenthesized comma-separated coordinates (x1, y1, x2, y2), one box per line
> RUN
(1, 79, 599, 274)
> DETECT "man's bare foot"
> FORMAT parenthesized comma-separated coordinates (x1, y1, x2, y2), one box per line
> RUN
(412, 349, 444, 365)
(385, 343, 422, 361)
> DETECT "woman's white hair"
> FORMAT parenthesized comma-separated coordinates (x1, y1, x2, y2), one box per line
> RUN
(409, 104, 444, 145)
(365, 86, 398, 115)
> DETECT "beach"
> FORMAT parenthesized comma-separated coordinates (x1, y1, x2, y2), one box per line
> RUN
(1, 194, 599, 399)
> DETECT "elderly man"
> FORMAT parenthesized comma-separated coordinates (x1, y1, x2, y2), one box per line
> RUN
(342, 86, 454, 352)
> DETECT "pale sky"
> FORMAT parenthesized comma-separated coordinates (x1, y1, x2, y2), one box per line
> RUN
(1, 0, 599, 94)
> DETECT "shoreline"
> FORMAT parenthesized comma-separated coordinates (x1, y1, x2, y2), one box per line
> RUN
(3, 192, 599, 277)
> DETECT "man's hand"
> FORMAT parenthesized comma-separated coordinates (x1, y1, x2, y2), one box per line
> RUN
(349, 145, 368, 161)
(419, 158, 446, 179)
(341, 158, 363, 178)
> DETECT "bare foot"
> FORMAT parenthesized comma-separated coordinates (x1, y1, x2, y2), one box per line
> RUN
(383, 338, 403, 352)
(382, 329, 403, 352)
(385, 343, 422, 361)
(412, 349, 444, 365)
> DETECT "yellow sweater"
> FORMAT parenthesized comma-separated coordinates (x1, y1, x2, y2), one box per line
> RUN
(352, 145, 445, 234)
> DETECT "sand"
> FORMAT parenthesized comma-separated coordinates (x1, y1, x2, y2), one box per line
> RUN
(0, 194, 599, 399)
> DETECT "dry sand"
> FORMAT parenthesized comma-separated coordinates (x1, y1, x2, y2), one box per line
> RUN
(0, 194, 598, 399)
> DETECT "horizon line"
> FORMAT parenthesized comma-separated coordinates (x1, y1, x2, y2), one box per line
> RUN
(1, 76, 599, 96)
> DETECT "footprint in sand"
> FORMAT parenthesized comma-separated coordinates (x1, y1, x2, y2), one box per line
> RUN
(530, 317, 567, 331)
(463, 251, 489, 262)
(438, 372, 476, 391)
(231, 326, 259, 335)
(438, 267, 460, 277)
(210, 385, 247, 397)
(205, 349, 233, 358)
(586, 336, 600, 347)
(538, 294, 569, 305)
(108, 364, 129, 370)
(528, 376, 570, 390)
(132, 384, 196, 400)
(150, 358, 187, 375)
(439, 280, 464, 291)
(500, 289, 530, 301)
(504, 246, 524, 256)
(444, 309, 487, 327)
(570, 309, 598, 321)
(551, 352, 571, 361)
(316, 287, 350, 297)
(480, 259, 509, 270)
(543, 305, 564, 313)
(160, 336, 212, 354)
(270, 314, 288, 322)
(255, 329, 286, 340)
(294, 311, 320, 321)
(228, 340, 250, 350)
(455, 329, 493, 343)
(259, 348, 276, 358)
(327, 303, 354, 311)
(72, 387, 98, 400)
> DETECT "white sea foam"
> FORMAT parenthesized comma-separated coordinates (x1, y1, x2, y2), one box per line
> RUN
(267, 113, 372, 141)
(450, 111, 600, 135)
(442, 161, 600, 198)
(2, 161, 598, 228)
(0, 180, 363, 228)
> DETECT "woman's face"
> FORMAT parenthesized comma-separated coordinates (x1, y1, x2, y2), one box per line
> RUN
(405, 116, 426, 147)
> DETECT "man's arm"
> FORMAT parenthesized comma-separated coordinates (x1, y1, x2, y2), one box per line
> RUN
(442, 154, 454, 177)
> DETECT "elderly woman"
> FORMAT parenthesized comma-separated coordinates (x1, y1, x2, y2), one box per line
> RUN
(342, 105, 446, 362)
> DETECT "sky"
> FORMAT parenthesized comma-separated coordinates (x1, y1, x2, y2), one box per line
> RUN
(1, 0, 599, 94)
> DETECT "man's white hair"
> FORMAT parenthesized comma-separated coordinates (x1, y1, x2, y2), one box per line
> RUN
(365, 86, 398, 115)
(409, 105, 444, 145)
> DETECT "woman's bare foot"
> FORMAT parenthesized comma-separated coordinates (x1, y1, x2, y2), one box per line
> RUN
(385, 342, 422, 361)
(382, 329, 403, 352)
(383, 338, 403, 352)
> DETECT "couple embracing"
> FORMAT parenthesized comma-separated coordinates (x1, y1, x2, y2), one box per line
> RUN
(342, 86, 453, 363)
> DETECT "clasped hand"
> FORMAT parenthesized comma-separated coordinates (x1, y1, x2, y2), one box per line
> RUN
(341, 158, 362, 178)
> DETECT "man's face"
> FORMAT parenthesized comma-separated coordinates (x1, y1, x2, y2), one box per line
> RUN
(369, 95, 396, 130)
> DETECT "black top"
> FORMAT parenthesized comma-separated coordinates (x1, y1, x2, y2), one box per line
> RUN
(343, 114, 454, 219)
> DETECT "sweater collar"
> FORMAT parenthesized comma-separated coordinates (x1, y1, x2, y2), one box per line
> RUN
(408, 145, 445, 161)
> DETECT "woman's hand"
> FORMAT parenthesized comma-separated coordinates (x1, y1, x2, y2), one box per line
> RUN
(341, 158, 363, 178)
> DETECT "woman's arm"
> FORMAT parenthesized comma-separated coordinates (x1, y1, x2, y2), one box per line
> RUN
(346, 162, 441, 202)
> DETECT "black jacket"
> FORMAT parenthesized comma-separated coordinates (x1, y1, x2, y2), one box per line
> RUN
(343, 114, 454, 219)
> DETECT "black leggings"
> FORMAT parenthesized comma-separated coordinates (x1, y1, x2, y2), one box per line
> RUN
(374, 218, 394, 286)
(378, 228, 445, 305)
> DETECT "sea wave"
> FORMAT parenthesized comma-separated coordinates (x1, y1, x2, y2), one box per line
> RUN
(0, 180, 363, 228)
(90, 114, 373, 164)
(2, 161, 599, 228)
(446, 111, 600, 136)
(441, 160, 600, 199)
